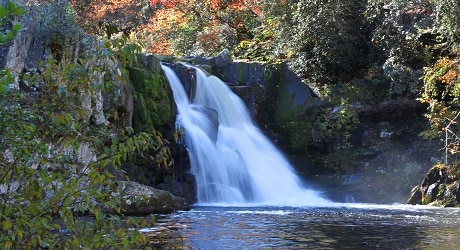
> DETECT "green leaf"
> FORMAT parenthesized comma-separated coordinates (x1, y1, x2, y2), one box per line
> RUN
(7, 2, 15, 10)
(0, 85, 7, 95)
(3, 220, 13, 230)
(10, 6, 26, 16)
(12, 23, 21, 32)
(0, 6, 7, 18)
(111, 136, 119, 145)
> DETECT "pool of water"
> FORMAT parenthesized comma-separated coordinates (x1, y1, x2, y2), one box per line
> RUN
(165, 204, 460, 249)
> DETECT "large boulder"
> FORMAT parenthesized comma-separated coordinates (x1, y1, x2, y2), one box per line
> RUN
(407, 164, 460, 207)
(108, 181, 190, 215)
(1, 1, 133, 128)
(175, 50, 282, 120)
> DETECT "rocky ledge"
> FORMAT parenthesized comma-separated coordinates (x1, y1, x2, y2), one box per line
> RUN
(105, 181, 190, 215)
(407, 164, 460, 207)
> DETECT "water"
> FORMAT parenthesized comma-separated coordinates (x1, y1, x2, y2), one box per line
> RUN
(165, 205, 460, 249)
(160, 65, 460, 248)
(161, 64, 329, 206)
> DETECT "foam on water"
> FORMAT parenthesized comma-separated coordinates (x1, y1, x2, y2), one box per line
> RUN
(162, 64, 331, 206)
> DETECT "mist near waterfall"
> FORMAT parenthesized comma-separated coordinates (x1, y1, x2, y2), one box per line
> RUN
(162, 64, 330, 206)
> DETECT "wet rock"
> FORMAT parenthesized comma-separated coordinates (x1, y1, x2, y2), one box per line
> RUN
(127, 58, 173, 133)
(167, 63, 197, 102)
(407, 164, 460, 207)
(272, 63, 323, 123)
(157, 173, 197, 204)
(215, 49, 232, 67)
(164, 56, 436, 204)
(406, 185, 422, 205)
(108, 181, 190, 215)
(420, 166, 445, 204)
(189, 105, 219, 143)
(342, 173, 364, 186)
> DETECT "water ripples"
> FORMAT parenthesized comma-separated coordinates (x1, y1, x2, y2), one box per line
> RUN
(168, 205, 460, 249)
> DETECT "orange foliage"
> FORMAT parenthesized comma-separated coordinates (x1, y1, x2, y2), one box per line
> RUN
(197, 28, 223, 53)
(151, 0, 261, 16)
(70, 0, 149, 36)
(141, 8, 187, 54)
(440, 70, 460, 85)
(70, 0, 263, 55)
(149, 0, 183, 8)
(208, 0, 260, 14)
(146, 0, 262, 54)
(439, 64, 460, 85)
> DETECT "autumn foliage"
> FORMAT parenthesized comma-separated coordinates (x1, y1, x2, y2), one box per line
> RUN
(70, 0, 152, 37)
(69, 0, 261, 55)
(149, 0, 181, 8)
(421, 57, 460, 163)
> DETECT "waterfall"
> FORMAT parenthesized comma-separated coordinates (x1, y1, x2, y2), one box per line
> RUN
(162, 64, 330, 206)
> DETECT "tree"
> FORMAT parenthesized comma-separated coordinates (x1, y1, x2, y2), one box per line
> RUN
(146, 0, 262, 55)
(70, 0, 155, 38)
(421, 58, 460, 162)
(421, 0, 460, 164)
(0, 2, 171, 248)
(289, 0, 368, 85)
(432, 0, 460, 53)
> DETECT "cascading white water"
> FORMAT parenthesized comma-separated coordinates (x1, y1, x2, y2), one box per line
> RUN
(162, 64, 330, 206)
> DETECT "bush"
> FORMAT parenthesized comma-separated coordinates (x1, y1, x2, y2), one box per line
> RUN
(421, 57, 460, 163)
(0, 2, 171, 248)
(432, 0, 460, 53)
(283, 0, 369, 85)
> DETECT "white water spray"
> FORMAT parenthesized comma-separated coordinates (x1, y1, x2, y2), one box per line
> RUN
(162, 64, 330, 206)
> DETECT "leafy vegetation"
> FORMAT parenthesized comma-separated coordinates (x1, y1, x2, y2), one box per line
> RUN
(0, 2, 175, 248)
(0, 1, 25, 45)
(418, 0, 460, 202)
(128, 64, 172, 134)
(419, 57, 460, 205)
(119, 0, 460, 173)
(432, 0, 460, 53)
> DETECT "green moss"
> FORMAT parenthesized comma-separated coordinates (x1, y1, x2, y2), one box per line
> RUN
(128, 66, 172, 133)
(272, 88, 303, 122)
(237, 64, 248, 85)
(274, 121, 314, 155)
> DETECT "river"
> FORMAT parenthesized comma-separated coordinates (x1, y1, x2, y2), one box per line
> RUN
(156, 204, 460, 249)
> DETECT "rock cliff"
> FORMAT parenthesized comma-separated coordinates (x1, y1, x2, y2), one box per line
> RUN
(0, 1, 188, 214)
(167, 51, 442, 204)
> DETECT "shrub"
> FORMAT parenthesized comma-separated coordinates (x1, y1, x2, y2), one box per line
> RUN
(0, 2, 171, 248)
(421, 57, 460, 164)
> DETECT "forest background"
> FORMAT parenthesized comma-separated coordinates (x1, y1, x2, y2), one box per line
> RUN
(72, 0, 460, 165)
(2, 0, 460, 249)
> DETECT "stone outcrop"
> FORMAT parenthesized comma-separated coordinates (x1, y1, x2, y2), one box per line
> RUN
(1, 2, 133, 128)
(127, 53, 173, 133)
(165, 51, 441, 204)
(322, 99, 439, 204)
(407, 164, 460, 207)
(1, 1, 188, 213)
(106, 181, 190, 215)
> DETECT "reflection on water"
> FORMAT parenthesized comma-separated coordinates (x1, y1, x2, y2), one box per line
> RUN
(168, 205, 460, 249)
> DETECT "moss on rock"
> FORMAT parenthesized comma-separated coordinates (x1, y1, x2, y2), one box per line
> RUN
(273, 121, 315, 155)
(127, 64, 172, 133)
(408, 163, 460, 207)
